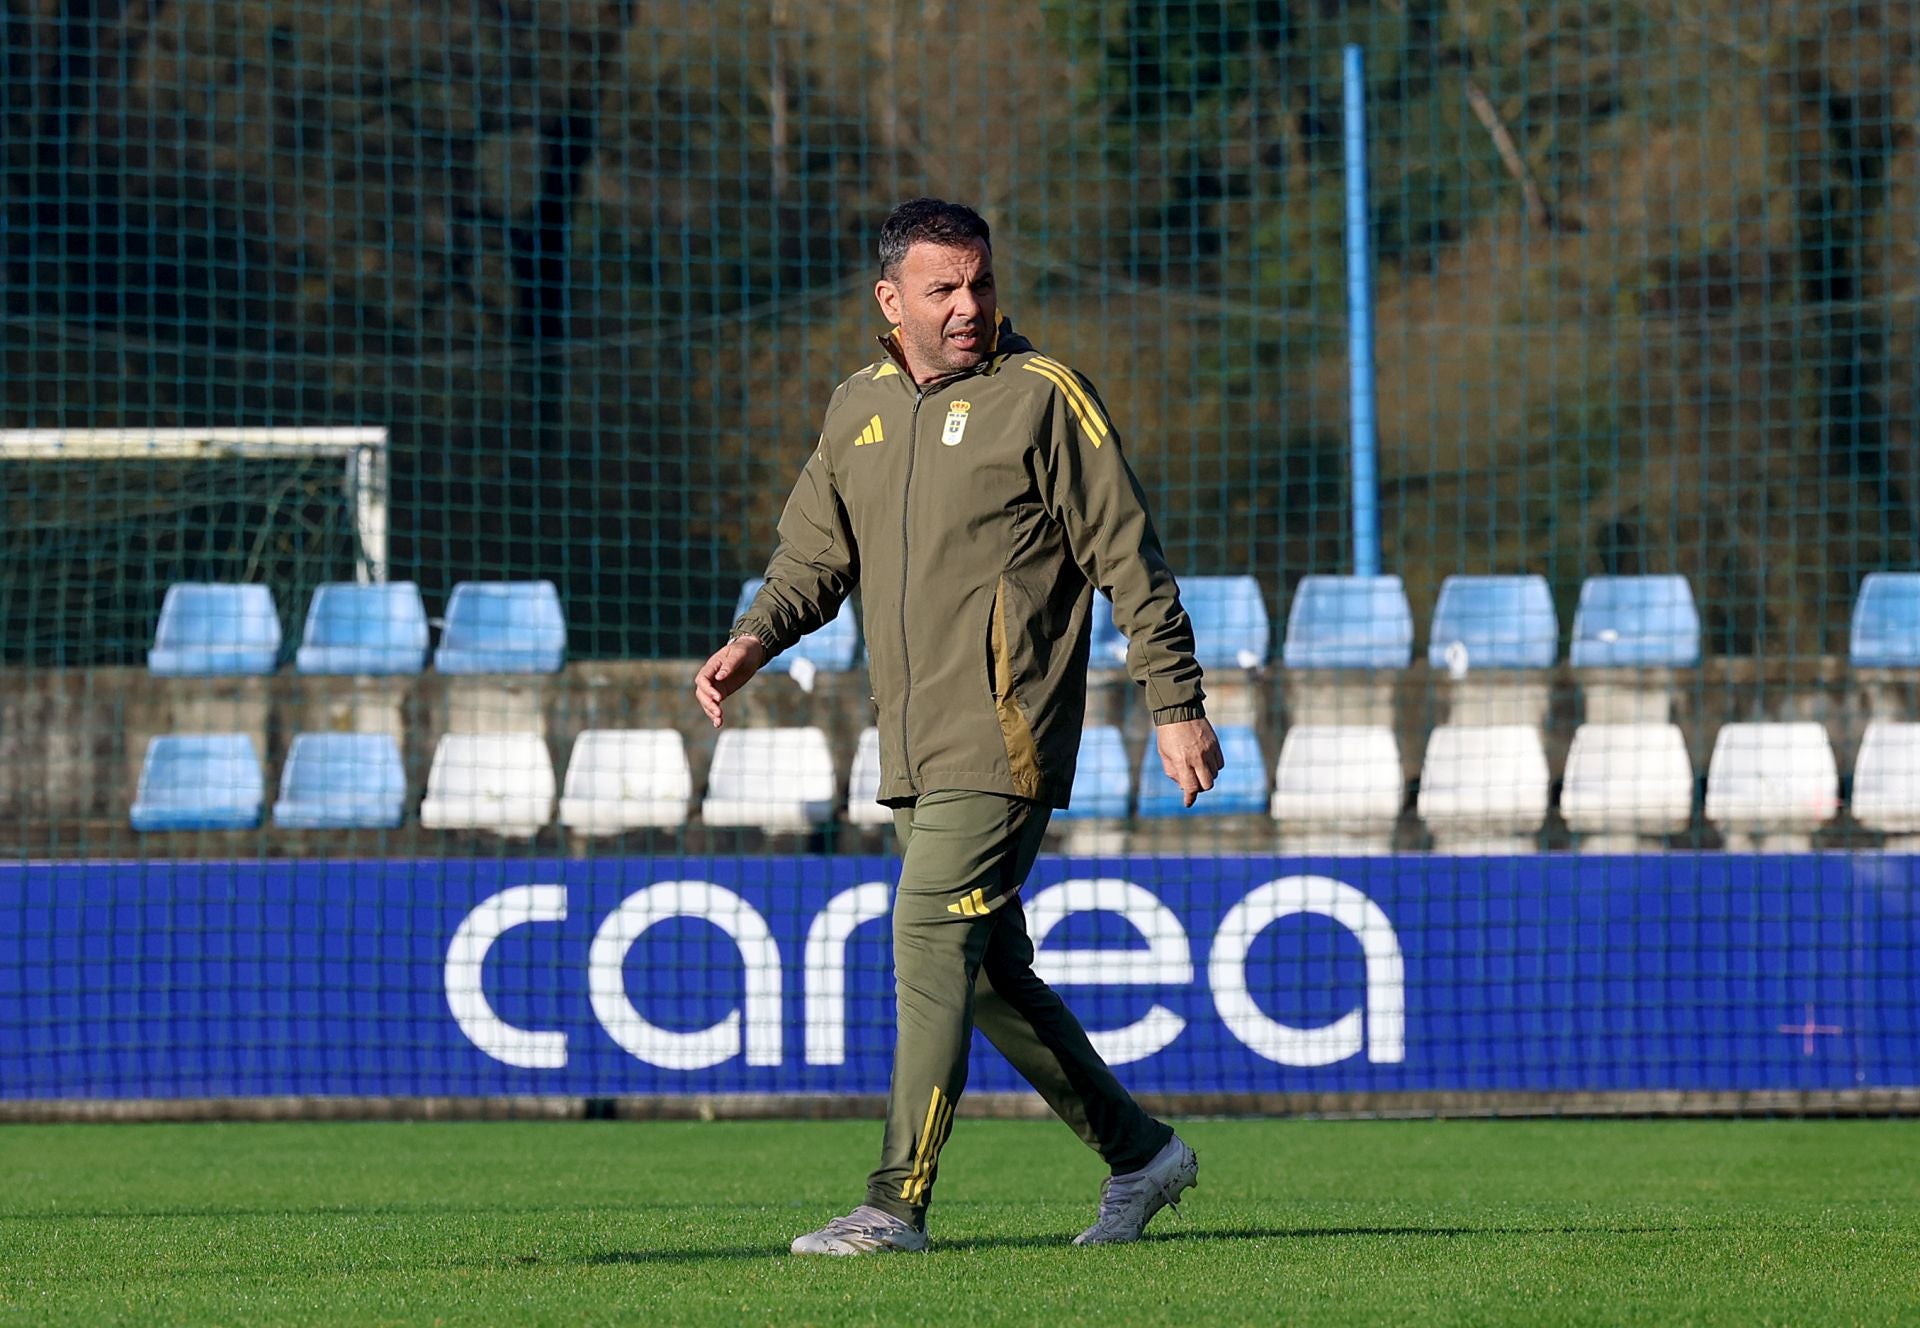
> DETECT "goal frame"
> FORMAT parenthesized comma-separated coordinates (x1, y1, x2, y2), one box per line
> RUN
(0, 427, 391, 583)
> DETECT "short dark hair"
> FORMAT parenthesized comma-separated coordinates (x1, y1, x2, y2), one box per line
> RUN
(878, 198, 991, 280)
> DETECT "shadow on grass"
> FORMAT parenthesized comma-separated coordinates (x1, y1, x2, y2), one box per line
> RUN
(583, 1223, 1696, 1265)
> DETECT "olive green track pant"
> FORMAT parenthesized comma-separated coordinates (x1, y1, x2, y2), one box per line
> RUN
(865, 789, 1173, 1224)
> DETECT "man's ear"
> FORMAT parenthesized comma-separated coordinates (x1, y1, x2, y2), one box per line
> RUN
(874, 278, 902, 325)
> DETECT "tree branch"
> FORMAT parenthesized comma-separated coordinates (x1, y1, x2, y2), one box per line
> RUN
(1462, 76, 1579, 232)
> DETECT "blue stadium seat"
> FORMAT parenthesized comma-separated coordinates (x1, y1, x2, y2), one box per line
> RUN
(148, 583, 281, 676)
(732, 578, 859, 674)
(1136, 724, 1268, 817)
(1056, 726, 1131, 820)
(433, 581, 566, 674)
(1183, 575, 1271, 670)
(130, 734, 264, 831)
(272, 733, 406, 829)
(1089, 593, 1128, 669)
(1850, 573, 1920, 668)
(295, 582, 429, 675)
(1281, 575, 1414, 669)
(1427, 574, 1558, 671)
(1569, 575, 1699, 667)
(1089, 580, 1269, 670)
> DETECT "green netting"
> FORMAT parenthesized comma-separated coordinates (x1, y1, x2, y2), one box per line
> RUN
(2, 1, 1919, 855)
(6, 0, 1920, 1121)
(7, 2, 1910, 663)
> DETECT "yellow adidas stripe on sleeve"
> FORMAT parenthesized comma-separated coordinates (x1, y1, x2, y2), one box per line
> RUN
(1022, 358, 1111, 443)
(1027, 356, 1106, 423)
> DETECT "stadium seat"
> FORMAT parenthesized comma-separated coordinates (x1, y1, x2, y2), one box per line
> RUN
(433, 581, 566, 674)
(1281, 575, 1415, 670)
(1089, 593, 1129, 669)
(1569, 575, 1700, 668)
(701, 727, 837, 831)
(1703, 722, 1838, 852)
(1056, 726, 1132, 820)
(295, 582, 429, 675)
(846, 727, 894, 827)
(1559, 722, 1694, 850)
(1427, 574, 1558, 672)
(1270, 725, 1404, 854)
(1849, 573, 1920, 667)
(1182, 575, 1271, 670)
(418, 732, 556, 836)
(732, 578, 860, 675)
(130, 733, 264, 831)
(272, 732, 406, 829)
(1137, 724, 1268, 817)
(1091, 582, 1271, 672)
(148, 583, 281, 676)
(1417, 724, 1551, 854)
(557, 730, 692, 834)
(1850, 721, 1920, 846)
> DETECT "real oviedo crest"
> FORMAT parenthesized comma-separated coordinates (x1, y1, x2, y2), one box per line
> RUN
(941, 400, 970, 446)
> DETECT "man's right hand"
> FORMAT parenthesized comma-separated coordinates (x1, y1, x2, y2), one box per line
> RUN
(693, 635, 769, 727)
(1155, 716, 1223, 808)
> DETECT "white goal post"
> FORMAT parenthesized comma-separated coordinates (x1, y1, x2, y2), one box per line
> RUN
(0, 427, 391, 583)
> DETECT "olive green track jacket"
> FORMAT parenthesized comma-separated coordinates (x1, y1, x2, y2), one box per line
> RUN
(733, 318, 1205, 809)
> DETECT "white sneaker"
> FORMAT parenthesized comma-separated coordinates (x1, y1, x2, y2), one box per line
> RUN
(790, 1204, 930, 1256)
(1073, 1134, 1198, 1246)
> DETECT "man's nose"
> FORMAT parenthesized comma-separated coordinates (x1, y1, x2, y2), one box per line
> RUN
(951, 287, 981, 319)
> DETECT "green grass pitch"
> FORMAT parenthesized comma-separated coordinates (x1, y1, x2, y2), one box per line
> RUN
(2, 1117, 1916, 1325)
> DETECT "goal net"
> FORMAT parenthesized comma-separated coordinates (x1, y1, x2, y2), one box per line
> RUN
(0, 428, 389, 667)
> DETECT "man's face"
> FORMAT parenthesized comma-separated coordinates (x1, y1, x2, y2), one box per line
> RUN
(875, 239, 997, 382)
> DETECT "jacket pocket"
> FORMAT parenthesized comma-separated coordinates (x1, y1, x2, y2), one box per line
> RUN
(985, 578, 1006, 700)
(986, 575, 1042, 792)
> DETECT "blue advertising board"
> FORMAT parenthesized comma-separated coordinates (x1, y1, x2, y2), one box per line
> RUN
(2, 855, 1916, 1100)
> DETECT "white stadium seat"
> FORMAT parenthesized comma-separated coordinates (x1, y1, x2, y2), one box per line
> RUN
(1270, 725, 1403, 855)
(1704, 722, 1838, 852)
(845, 727, 894, 827)
(419, 732, 555, 837)
(1847, 720, 1920, 847)
(558, 729, 692, 834)
(1417, 724, 1550, 854)
(1559, 722, 1694, 851)
(701, 727, 837, 831)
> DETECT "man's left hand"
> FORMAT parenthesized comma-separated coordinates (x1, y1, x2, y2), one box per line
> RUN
(1155, 717, 1223, 808)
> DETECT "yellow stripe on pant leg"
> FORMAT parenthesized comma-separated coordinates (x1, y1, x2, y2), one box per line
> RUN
(900, 1085, 946, 1203)
(903, 1092, 955, 1205)
(904, 1092, 957, 1204)
(906, 1090, 954, 1204)
(930, 1095, 957, 1196)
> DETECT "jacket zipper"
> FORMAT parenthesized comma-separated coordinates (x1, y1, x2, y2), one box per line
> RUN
(899, 388, 927, 786)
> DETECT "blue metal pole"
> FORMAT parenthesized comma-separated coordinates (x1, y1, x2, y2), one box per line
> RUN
(1344, 44, 1380, 578)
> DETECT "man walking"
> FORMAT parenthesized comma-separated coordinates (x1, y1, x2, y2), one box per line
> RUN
(693, 198, 1224, 1255)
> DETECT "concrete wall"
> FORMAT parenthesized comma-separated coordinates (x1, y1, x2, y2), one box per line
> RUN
(0, 657, 1911, 856)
